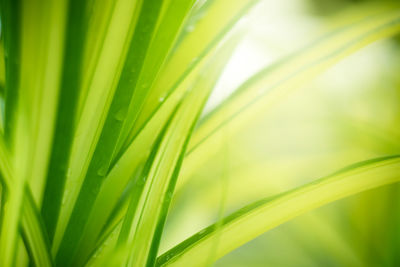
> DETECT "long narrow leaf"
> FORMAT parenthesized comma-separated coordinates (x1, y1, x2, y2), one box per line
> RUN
(177, 9, 400, 190)
(55, 1, 165, 265)
(0, 137, 52, 266)
(41, 0, 88, 244)
(159, 155, 400, 266)
(52, 0, 142, 254)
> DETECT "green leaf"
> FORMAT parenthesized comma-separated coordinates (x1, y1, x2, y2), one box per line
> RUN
(0, 0, 21, 143)
(41, 0, 89, 244)
(0, 128, 19, 265)
(0, 39, 5, 98)
(76, 0, 118, 119)
(20, 0, 69, 206)
(0, 0, 69, 264)
(76, 4, 258, 252)
(115, 102, 181, 266)
(177, 8, 400, 191)
(0, 137, 52, 267)
(158, 155, 400, 266)
(119, 0, 259, 152)
(81, 33, 242, 267)
(113, 0, 197, 160)
(69, 2, 257, 261)
(52, 0, 142, 254)
(21, 191, 53, 267)
(54, 1, 165, 265)
(117, 34, 240, 267)
(75, 60, 202, 265)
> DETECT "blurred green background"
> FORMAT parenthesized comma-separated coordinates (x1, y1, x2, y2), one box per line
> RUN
(161, 0, 400, 266)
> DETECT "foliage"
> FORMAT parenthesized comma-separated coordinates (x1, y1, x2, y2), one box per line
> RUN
(0, 0, 399, 266)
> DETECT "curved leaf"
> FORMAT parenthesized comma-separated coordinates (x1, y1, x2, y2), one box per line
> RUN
(52, 0, 142, 254)
(73, 3, 255, 257)
(118, 0, 259, 153)
(158, 155, 400, 266)
(54, 1, 165, 265)
(0, 137, 52, 266)
(77, 4, 259, 252)
(178, 9, 400, 190)
(41, 0, 89, 244)
(82, 32, 242, 267)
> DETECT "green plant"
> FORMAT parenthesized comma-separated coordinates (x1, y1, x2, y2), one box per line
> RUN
(0, 0, 399, 266)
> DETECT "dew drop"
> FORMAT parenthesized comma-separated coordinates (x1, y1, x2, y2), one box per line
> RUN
(114, 108, 127, 122)
(97, 165, 108, 176)
(190, 57, 199, 64)
(165, 191, 173, 201)
(62, 189, 70, 205)
(186, 24, 195, 32)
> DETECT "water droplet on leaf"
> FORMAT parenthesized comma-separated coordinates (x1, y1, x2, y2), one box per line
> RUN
(186, 25, 195, 32)
(114, 109, 127, 121)
(97, 165, 108, 176)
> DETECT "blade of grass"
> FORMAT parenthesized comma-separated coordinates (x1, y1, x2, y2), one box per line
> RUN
(74, 93, 181, 267)
(20, 191, 52, 267)
(178, 8, 400, 191)
(0, 127, 18, 266)
(0, 0, 21, 144)
(79, 33, 241, 266)
(54, 1, 165, 265)
(118, 0, 259, 153)
(19, 0, 68, 206)
(158, 155, 400, 266)
(51, 0, 142, 254)
(40, 0, 89, 244)
(112, 0, 197, 161)
(78, 3, 259, 250)
(190, 7, 400, 155)
(76, 0, 118, 119)
(115, 101, 182, 267)
(0, 1, 27, 265)
(0, 39, 5, 96)
(118, 36, 239, 267)
(0, 137, 52, 266)
(75, 58, 204, 264)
